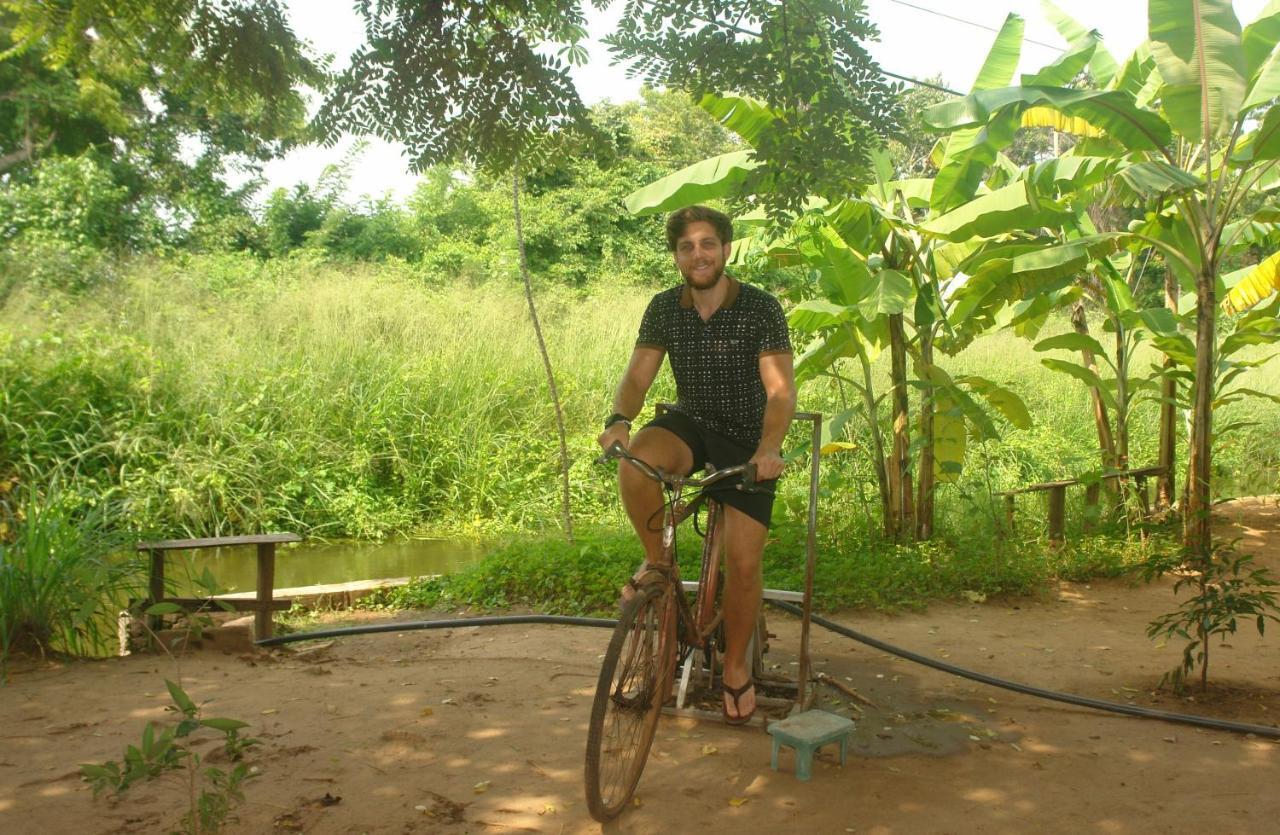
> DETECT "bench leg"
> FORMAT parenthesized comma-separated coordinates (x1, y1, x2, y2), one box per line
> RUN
(148, 549, 166, 634)
(771, 739, 781, 771)
(256, 542, 276, 640)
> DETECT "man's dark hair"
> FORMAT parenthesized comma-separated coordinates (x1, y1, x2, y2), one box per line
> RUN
(665, 205, 733, 252)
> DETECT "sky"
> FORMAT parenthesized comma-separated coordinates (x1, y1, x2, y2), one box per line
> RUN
(262, 0, 1272, 203)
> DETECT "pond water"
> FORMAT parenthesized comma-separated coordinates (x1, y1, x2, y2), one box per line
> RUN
(169, 538, 484, 596)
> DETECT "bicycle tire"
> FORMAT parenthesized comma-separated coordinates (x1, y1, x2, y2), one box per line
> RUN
(584, 582, 673, 821)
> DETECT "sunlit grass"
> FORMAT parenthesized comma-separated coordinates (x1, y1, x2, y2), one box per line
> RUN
(2, 255, 1277, 549)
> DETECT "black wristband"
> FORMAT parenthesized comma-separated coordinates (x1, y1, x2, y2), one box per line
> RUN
(604, 412, 632, 431)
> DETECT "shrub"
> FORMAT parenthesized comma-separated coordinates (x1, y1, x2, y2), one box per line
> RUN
(0, 483, 140, 676)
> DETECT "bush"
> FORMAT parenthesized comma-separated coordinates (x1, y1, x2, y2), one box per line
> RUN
(0, 154, 149, 252)
(0, 483, 140, 676)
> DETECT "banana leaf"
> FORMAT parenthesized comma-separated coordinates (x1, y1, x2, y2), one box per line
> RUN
(1148, 0, 1246, 143)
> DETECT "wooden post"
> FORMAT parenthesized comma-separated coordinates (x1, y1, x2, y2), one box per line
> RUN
(798, 413, 822, 712)
(1135, 475, 1151, 517)
(1004, 494, 1016, 533)
(148, 549, 165, 632)
(1047, 486, 1067, 545)
(1156, 270, 1179, 509)
(256, 541, 276, 640)
(1083, 482, 1100, 531)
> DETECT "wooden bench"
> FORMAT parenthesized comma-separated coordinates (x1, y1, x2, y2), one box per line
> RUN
(999, 466, 1166, 544)
(135, 533, 302, 639)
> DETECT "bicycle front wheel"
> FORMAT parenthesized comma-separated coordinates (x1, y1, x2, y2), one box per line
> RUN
(584, 582, 673, 822)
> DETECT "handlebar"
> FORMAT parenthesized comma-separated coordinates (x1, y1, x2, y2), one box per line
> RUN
(598, 441, 759, 493)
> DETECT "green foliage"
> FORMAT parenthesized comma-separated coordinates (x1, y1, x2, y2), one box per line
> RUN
(0, 482, 139, 677)
(316, 1, 601, 173)
(261, 185, 329, 258)
(4, 257, 1277, 545)
(0, 154, 147, 249)
(371, 515, 1170, 616)
(607, 0, 902, 219)
(81, 678, 258, 834)
(1, 0, 324, 170)
(373, 529, 639, 615)
(0, 1, 324, 266)
(1145, 544, 1280, 692)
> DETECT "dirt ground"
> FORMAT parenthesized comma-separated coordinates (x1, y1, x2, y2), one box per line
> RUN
(3, 500, 1280, 834)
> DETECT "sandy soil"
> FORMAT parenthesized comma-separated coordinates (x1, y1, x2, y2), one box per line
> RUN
(3, 499, 1280, 834)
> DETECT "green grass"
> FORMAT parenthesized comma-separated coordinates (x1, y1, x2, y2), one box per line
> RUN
(2, 254, 1278, 622)
(368, 519, 1175, 616)
(0, 484, 140, 676)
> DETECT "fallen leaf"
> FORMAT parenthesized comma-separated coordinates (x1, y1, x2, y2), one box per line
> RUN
(261, 709, 278, 715)
(420, 708, 434, 717)
(632, 796, 643, 808)
(728, 797, 749, 807)
(701, 744, 718, 756)
(473, 781, 490, 794)
(538, 804, 556, 815)
(442, 697, 457, 705)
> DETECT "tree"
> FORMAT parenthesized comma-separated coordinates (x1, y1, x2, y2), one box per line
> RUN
(923, 0, 1280, 557)
(605, 0, 903, 221)
(0, 1, 325, 249)
(315, 1, 601, 174)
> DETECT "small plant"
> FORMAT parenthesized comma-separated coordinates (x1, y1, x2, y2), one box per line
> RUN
(0, 482, 138, 678)
(1145, 543, 1280, 693)
(81, 678, 259, 834)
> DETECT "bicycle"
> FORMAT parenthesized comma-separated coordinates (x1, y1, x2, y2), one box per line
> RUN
(584, 440, 771, 822)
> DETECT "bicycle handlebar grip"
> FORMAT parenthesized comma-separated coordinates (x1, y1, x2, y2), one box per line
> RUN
(596, 440, 627, 465)
(738, 462, 758, 493)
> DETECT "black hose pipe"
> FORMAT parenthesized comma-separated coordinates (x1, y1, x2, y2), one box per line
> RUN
(768, 599, 1280, 740)
(253, 614, 616, 647)
(255, 605, 1280, 739)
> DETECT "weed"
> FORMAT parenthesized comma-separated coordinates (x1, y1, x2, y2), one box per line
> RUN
(81, 678, 259, 834)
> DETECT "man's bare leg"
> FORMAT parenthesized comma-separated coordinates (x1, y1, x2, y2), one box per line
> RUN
(721, 505, 767, 721)
(618, 428, 694, 594)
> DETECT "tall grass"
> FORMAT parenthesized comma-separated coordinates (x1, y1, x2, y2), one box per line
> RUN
(2, 253, 1277, 548)
(0, 484, 139, 676)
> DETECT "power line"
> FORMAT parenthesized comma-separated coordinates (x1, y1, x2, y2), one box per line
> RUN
(628, 0, 1017, 97)
(883, 0, 1064, 51)
(882, 72, 961, 95)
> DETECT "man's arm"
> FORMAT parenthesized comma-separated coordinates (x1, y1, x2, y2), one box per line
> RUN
(750, 352, 797, 480)
(597, 347, 665, 450)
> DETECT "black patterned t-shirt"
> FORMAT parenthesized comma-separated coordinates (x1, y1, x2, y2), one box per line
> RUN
(636, 276, 792, 449)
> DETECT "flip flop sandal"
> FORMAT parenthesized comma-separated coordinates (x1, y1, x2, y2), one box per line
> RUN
(722, 679, 756, 726)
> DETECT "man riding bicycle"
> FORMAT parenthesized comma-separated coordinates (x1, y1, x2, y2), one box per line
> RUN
(597, 205, 797, 725)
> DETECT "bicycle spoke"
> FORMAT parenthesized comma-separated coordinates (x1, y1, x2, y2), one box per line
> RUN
(584, 584, 672, 821)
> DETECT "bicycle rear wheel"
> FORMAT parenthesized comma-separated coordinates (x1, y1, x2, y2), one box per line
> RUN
(584, 582, 673, 821)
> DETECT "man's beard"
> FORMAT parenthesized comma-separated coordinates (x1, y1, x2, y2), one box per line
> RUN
(680, 263, 724, 290)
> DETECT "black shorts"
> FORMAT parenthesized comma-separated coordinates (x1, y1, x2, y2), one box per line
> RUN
(642, 409, 778, 529)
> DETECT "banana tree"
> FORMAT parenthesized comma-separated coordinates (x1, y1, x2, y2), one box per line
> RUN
(924, 0, 1280, 556)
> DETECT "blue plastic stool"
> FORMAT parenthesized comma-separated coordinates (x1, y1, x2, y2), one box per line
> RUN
(767, 710, 855, 781)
